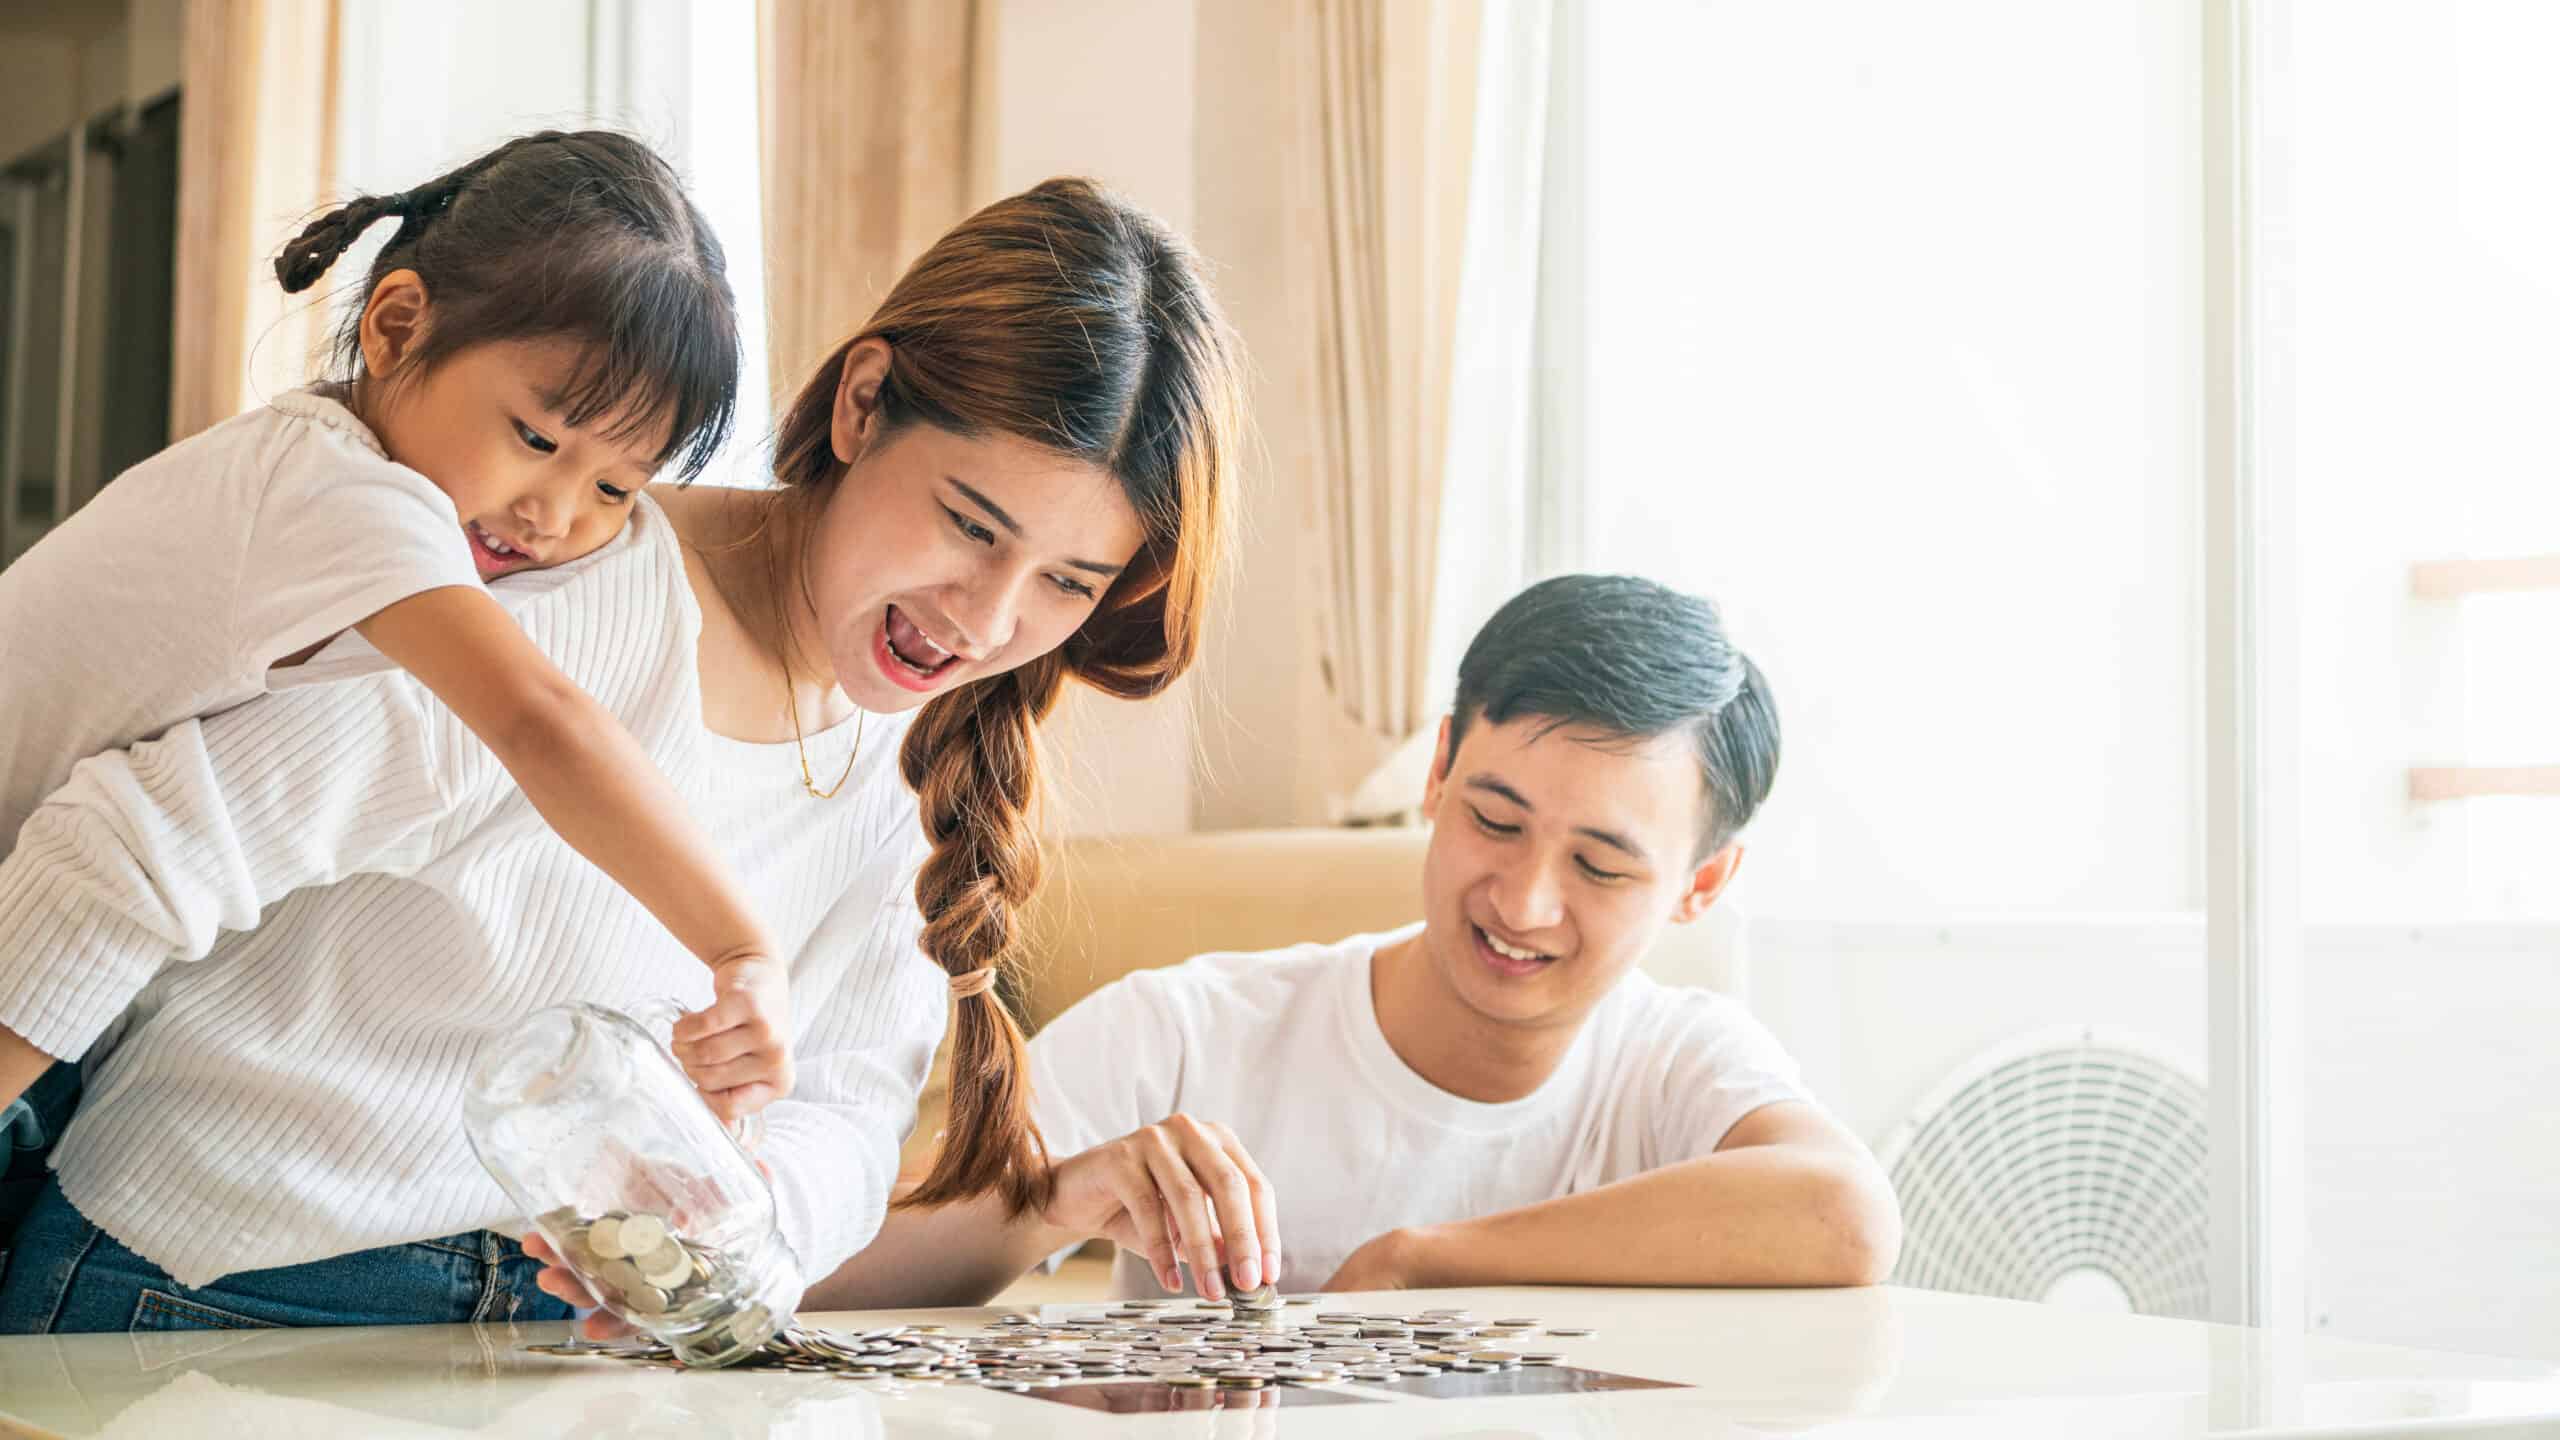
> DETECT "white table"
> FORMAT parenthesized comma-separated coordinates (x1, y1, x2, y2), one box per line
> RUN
(3, 1285, 2556, 1438)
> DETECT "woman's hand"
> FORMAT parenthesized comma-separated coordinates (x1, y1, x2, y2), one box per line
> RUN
(526, 1155, 775, 1340)
(524, 1230, 636, 1340)
(1042, 1114, 1281, 1301)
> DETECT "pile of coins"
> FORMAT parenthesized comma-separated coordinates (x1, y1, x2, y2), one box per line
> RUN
(539, 1206, 736, 1319)
(533, 1289, 1600, 1391)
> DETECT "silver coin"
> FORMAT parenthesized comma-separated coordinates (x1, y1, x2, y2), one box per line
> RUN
(637, 1244, 694, 1288)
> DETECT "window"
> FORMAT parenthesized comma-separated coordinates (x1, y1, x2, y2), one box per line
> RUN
(334, 0, 768, 485)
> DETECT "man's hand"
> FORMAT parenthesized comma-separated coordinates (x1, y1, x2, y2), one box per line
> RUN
(1320, 1226, 1431, 1294)
(672, 952, 792, 1123)
(1043, 1114, 1281, 1301)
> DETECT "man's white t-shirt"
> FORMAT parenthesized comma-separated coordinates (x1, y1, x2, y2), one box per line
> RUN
(1028, 923, 1814, 1297)
(0, 387, 479, 850)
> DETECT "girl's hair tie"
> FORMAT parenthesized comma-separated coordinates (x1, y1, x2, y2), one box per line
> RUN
(947, 968, 998, 1000)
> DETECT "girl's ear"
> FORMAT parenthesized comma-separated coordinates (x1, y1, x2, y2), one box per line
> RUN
(358, 269, 431, 379)
(830, 338, 894, 465)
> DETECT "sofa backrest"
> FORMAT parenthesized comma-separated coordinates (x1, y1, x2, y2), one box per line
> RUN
(900, 826, 1748, 1173)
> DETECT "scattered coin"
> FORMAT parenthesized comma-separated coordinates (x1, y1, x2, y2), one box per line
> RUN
(542, 1299, 1608, 1391)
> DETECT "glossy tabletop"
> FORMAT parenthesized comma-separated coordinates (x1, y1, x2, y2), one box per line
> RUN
(4, 1285, 2557, 1439)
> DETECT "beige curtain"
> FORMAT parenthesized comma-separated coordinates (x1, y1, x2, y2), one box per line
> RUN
(170, 0, 340, 441)
(757, 0, 982, 414)
(1291, 0, 1484, 821)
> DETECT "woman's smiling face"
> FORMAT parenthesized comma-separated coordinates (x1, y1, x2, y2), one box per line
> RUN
(799, 343, 1147, 712)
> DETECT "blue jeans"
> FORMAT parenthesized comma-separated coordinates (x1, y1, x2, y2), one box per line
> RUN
(0, 1175, 573, 1333)
(1, 1060, 82, 1268)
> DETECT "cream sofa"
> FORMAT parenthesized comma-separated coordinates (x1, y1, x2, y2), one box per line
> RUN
(903, 825, 1744, 1172)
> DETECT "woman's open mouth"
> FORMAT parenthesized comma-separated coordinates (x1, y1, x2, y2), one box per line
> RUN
(873, 604, 961, 692)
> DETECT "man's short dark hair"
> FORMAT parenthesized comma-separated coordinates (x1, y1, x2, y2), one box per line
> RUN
(1448, 574, 1780, 854)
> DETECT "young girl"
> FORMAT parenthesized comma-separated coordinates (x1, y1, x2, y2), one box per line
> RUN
(0, 132, 792, 1129)
(0, 176, 1258, 1332)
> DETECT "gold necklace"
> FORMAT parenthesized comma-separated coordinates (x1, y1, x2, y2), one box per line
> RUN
(783, 670, 864, 799)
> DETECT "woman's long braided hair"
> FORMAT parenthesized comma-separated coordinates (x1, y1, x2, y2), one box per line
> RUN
(768, 179, 1241, 1214)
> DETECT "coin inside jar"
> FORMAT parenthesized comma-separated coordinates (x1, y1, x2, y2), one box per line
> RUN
(616, 1212, 670, 1256)
(585, 1213, 631, 1259)
(637, 1242, 694, 1288)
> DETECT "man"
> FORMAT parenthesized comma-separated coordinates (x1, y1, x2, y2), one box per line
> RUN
(803, 574, 1898, 1306)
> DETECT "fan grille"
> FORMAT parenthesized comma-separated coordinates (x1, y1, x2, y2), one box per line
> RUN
(1879, 1029, 2210, 1319)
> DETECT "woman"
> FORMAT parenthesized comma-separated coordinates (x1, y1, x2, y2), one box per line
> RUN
(0, 177, 1274, 1332)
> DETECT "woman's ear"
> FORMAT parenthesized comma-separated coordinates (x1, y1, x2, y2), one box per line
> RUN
(358, 269, 431, 379)
(830, 338, 894, 465)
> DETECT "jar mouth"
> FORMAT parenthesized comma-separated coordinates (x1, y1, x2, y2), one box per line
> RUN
(468, 1007, 588, 1108)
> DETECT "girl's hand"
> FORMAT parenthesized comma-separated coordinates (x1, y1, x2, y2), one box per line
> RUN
(1042, 1114, 1281, 1301)
(673, 952, 793, 1122)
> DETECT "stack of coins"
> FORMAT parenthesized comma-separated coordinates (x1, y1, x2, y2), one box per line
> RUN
(551, 1208, 710, 1318)
(531, 1298, 1597, 1387)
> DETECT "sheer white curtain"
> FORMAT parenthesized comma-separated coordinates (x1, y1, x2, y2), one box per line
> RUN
(1291, 0, 1483, 822)
(171, 0, 340, 441)
(1422, 0, 1584, 718)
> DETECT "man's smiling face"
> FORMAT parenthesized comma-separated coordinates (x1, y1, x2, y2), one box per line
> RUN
(1415, 710, 1734, 1034)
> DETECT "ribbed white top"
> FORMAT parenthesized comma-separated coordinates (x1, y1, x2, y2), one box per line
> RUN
(0, 498, 947, 1289)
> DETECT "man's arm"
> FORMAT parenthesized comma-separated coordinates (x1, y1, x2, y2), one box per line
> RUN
(1324, 1101, 1902, 1291)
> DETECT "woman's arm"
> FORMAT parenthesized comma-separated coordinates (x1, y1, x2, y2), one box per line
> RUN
(540, 1114, 1280, 1323)
(805, 1113, 1281, 1310)
(357, 587, 790, 1118)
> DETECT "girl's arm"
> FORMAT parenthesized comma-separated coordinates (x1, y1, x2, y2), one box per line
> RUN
(355, 585, 790, 1119)
(0, 683, 454, 1076)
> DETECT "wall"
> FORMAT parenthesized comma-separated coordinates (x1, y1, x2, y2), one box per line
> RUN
(1751, 917, 2560, 1361)
(972, 0, 1234, 837)
(0, 37, 79, 165)
(1189, 0, 1329, 832)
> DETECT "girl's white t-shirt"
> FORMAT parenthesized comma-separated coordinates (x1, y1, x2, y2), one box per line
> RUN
(1027, 924, 1814, 1296)
(0, 388, 480, 850)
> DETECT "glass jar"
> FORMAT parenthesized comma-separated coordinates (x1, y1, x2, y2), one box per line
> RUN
(463, 998, 803, 1367)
